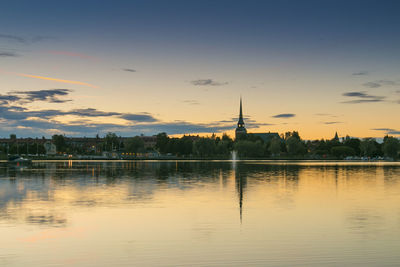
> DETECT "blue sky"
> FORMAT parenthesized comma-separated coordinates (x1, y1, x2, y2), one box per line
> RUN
(0, 0, 399, 138)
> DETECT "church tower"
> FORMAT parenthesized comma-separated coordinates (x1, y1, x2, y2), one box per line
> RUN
(235, 97, 247, 139)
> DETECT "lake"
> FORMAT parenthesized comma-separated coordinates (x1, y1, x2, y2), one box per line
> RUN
(1, 160, 400, 266)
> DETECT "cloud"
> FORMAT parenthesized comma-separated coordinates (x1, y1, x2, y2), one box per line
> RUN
(0, 52, 19, 57)
(314, 113, 339, 118)
(363, 80, 398, 88)
(352, 71, 368, 76)
(0, 34, 26, 43)
(343, 92, 372, 98)
(47, 51, 97, 61)
(0, 95, 20, 104)
(13, 89, 72, 103)
(272, 113, 296, 118)
(323, 121, 343, 125)
(123, 68, 136, 73)
(0, 34, 55, 44)
(13, 73, 97, 88)
(341, 91, 385, 103)
(372, 128, 396, 132)
(68, 108, 120, 117)
(119, 113, 158, 122)
(0, 89, 72, 105)
(31, 36, 55, 43)
(0, 88, 275, 137)
(182, 100, 200, 105)
(190, 79, 228, 86)
(371, 128, 400, 135)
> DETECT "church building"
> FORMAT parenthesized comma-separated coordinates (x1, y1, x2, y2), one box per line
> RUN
(235, 97, 280, 142)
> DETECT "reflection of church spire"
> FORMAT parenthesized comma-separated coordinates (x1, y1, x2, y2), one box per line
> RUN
(235, 168, 247, 224)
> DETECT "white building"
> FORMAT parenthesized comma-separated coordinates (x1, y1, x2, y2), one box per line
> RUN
(44, 142, 57, 155)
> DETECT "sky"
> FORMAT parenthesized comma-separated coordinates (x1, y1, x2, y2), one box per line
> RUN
(0, 0, 399, 139)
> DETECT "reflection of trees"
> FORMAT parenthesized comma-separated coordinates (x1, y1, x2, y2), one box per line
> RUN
(1, 161, 399, 229)
(383, 166, 400, 187)
(0, 161, 236, 227)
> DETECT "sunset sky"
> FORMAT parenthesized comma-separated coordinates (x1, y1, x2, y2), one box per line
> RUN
(1, 0, 399, 139)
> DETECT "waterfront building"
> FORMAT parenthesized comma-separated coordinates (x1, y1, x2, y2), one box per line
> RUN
(250, 132, 280, 143)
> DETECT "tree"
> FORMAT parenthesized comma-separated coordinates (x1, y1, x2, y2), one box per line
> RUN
(330, 146, 355, 158)
(383, 136, 399, 159)
(343, 137, 361, 156)
(171, 135, 194, 156)
(193, 137, 216, 157)
(104, 132, 118, 151)
(268, 137, 281, 156)
(286, 136, 306, 155)
(52, 135, 67, 152)
(155, 132, 170, 154)
(234, 140, 265, 157)
(360, 138, 379, 157)
(215, 140, 231, 156)
(125, 136, 145, 153)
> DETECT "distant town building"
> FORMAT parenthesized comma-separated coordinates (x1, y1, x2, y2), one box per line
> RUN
(138, 135, 157, 149)
(235, 97, 247, 139)
(333, 132, 339, 141)
(250, 132, 280, 143)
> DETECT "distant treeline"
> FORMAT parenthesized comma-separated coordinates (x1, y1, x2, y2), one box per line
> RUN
(154, 132, 400, 160)
(1, 132, 399, 160)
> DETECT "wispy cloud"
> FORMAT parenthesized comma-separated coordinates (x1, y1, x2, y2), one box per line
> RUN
(341, 91, 385, 104)
(352, 71, 368, 76)
(123, 68, 136, 73)
(0, 34, 54, 44)
(272, 113, 296, 118)
(47, 51, 98, 61)
(190, 79, 228, 86)
(322, 121, 343, 125)
(363, 80, 398, 88)
(0, 52, 19, 57)
(0, 34, 26, 43)
(315, 113, 338, 118)
(182, 100, 200, 105)
(371, 128, 400, 135)
(68, 108, 120, 117)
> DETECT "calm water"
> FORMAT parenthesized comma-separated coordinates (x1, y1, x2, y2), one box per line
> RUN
(1, 161, 400, 266)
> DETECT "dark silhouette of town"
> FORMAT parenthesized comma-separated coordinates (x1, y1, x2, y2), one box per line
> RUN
(0, 98, 399, 160)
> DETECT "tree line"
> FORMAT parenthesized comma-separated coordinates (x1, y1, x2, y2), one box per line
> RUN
(155, 131, 400, 160)
(1, 131, 399, 160)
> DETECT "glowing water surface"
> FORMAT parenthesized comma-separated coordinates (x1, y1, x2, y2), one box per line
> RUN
(0, 161, 400, 266)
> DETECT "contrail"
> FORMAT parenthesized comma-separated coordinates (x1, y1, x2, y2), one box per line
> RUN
(5, 71, 98, 88)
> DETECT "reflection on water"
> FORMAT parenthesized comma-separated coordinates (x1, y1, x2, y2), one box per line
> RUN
(0, 161, 400, 266)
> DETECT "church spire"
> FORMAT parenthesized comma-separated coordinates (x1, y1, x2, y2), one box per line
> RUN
(238, 97, 244, 126)
(235, 97, 247, 139)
